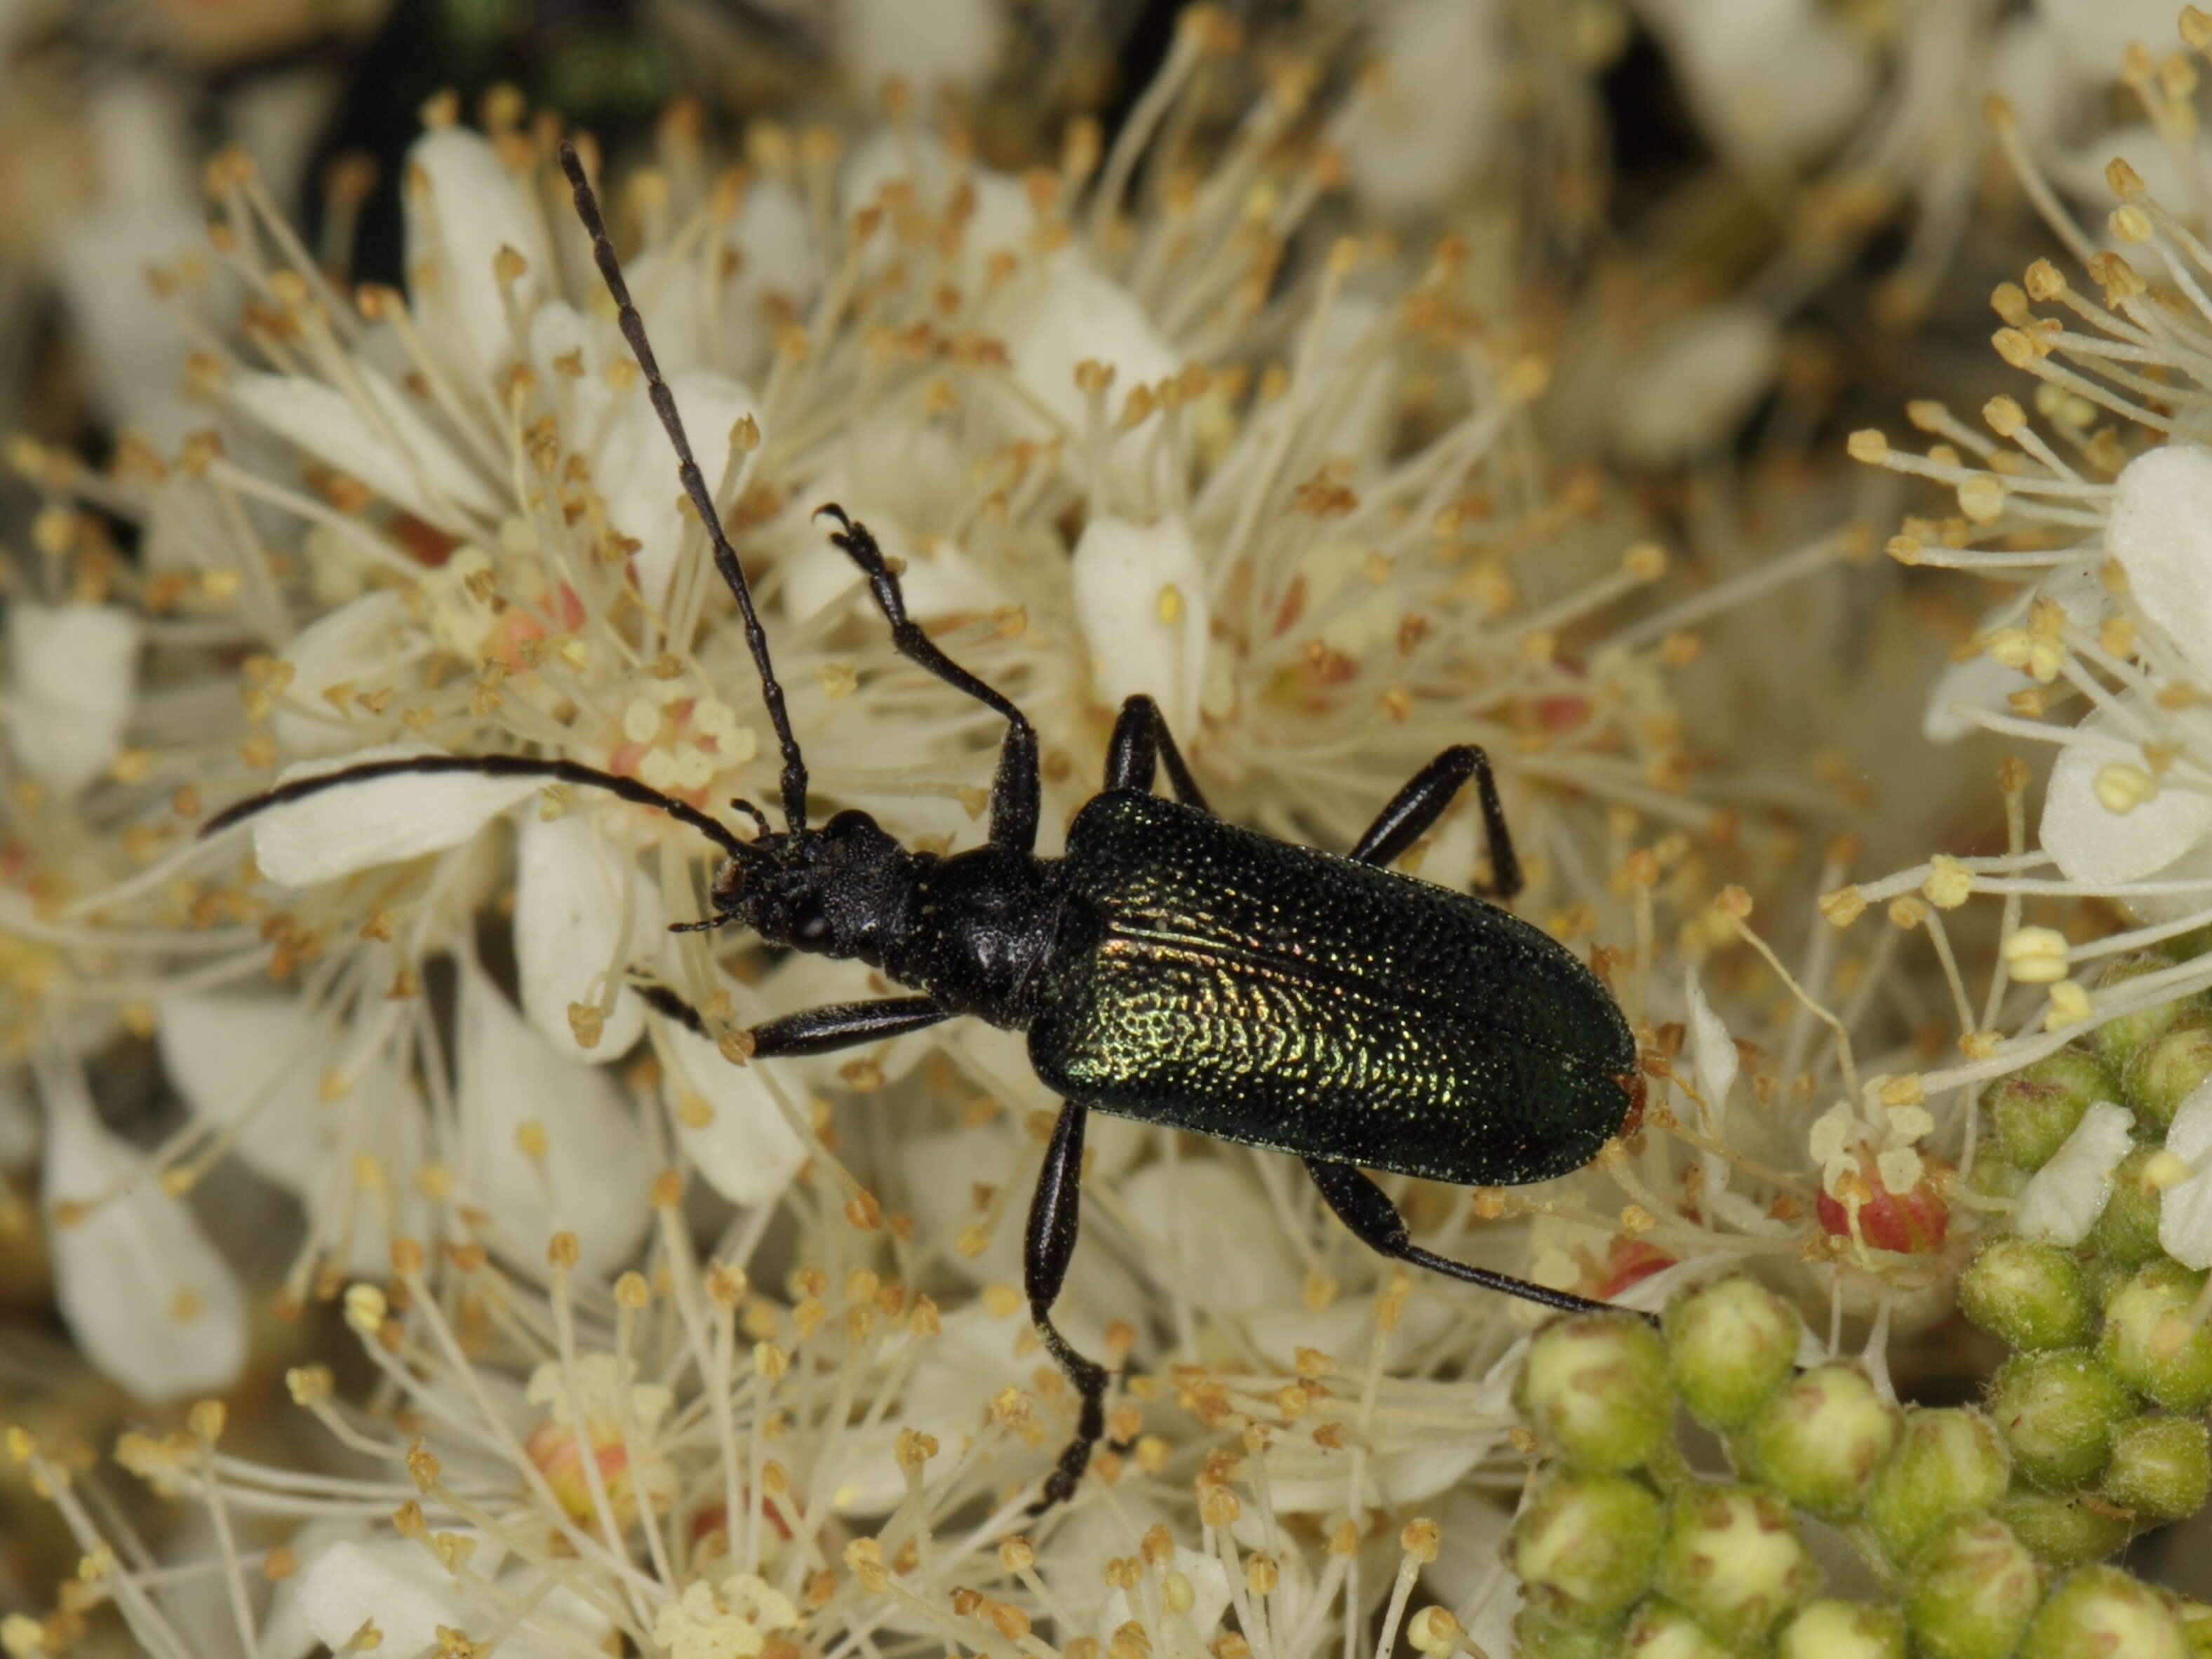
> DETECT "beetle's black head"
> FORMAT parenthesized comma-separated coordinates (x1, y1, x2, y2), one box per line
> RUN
(709, 807, 916, 964)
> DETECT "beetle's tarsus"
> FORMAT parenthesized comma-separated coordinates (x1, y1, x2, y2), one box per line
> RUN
(815, 500, 1044, 854)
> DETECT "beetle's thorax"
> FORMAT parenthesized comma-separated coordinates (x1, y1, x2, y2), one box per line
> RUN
(710, 810, 1063, 1028)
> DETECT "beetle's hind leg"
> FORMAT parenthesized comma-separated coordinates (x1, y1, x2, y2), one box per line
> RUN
(1024, 1101, 1115, 1512)
(1104, 694, 1212, 812)
(1303, 1157, 1659, 1326)
(1349, 745, 1522, 901)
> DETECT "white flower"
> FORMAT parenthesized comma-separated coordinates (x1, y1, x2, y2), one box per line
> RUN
(5, 602, 138, 795)
(2033, 0, 2190, 82)
(37, 1055, 248, 1402)
(2159, 1078, 2212, 1268)
(1607, 305, 1782, 466)
(295, 1537, 612, 1659)
(1069, 515, 1210, 738)
(1652, 0, 1877, 167)
(1341, 0, 1506, 216)
(272, 589, 425, 758)
(242, 742, 545, 885)
(2105, 443, 2212, 682)
(840, 0, 1005, 95)
(2013, 1100, 2135, 1244)
(513, 807, 664, 1062)
(455, 962, 652, 1275)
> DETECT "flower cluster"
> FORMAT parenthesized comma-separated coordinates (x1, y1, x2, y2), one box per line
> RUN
(1507, 1282, 2212, 1658)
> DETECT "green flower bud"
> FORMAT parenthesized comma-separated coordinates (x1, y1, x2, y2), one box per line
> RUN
(1959, 1241, 2093, 1352)
(1662, 1276, 1799, 1430)
(2100, 1265, 2212, 1411)
(1989, 1049, 2114, 1169)
(1865, 1406, 2011, 1567)
(2087, 1148, 2169, 1272)
(1971, 1159, 2032, 1202)
(2173, 1594, 2212, 1658)
(2124, 1014, 2212, 1130)
(1507, 1607, 1617, 1659)
(1990, 1489, 2135, 1569)
(1776, 1599, 1908, 1659)
(1654, 1484, 1816, 1646)
(1515, 1313, 1670, 1472)
(2102, 1415, 2211, 1524)
(1988, 1350, 2134, 1489)
(1905, 1514, 2042, 1659)
(2094, 960, 2194, 1073)
(1615, 1598, 1736, 1659)
(1738, 1364, 1900, 1517)
(1513, 1470, 1663, 1623)
(2022, 1564, 2190, 1659)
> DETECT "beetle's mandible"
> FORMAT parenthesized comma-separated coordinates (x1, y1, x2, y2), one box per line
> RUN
(203, 139, 1652, 1512)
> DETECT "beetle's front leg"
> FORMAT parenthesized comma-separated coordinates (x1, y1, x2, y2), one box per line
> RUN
(637, 985, 950, 1054)
(1025, 1100, 1113, 1512)
(1349, 745, 1522, 901)
(1303, 1157, 1658, 1325)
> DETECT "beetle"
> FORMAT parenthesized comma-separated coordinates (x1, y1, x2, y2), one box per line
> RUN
(204, 140, 1650, 1510)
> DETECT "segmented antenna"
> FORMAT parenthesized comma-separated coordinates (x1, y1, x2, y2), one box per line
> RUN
(557, 139, 810, 836)
(201, 753, 758, 860)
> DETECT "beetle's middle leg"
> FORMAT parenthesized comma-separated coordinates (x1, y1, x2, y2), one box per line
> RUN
(1302, 1156, 1659, 1326)
(817, 504, 1041, 854)
(1025, 1099, 1114, 1511)
(1348, 745, 1522, 901)
(1104, 694, 1213, 811)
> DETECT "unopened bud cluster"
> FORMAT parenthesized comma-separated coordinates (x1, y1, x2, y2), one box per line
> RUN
(1507, 1276, 2212, 1657)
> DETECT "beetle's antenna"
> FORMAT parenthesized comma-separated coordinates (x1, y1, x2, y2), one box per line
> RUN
(201, 753, 759, 863)
(557, 138, 810, 836)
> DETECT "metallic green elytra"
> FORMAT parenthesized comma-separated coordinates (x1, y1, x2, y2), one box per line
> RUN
(1032, 792, 1644, 1186)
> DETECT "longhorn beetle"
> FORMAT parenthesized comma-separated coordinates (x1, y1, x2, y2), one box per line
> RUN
(204, 140, 1651, 1511)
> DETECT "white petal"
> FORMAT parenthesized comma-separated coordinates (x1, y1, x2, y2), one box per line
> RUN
(1609, 306, 1781, 464)
(403, 126, 549, 384)
(514, 810, 660, 1061)
(1343, 0, 1505, 215)
(655, 996, 810, 1208)
(1682, 968, 1738, 1112)
(843, 0, 1004, 90)
(2161, 1077, 2212, 1268)
(723, 180, 819, 371)
(2034, 0, 2192, 82)
(1071, 514, 1209, 738)
(1663, 0, 1875, 163)
(8, 602, 140, 795)
(2013, 1100, 2136, 1245)
(274, 589, 422, 758)
(1118, 1160, 1301, 1313)
(245, 743, 542, 885)
(39, 1059, 248, 1402)
(456, 965, 651, 1276)
(1000, 260, 1179, 499)
(46, 86, 204, 447)
(2040, 704, 2212, 886)
(230, 368, 500, 528)
(295, 1539, 470, 1656)
(2106, 443, 2212, 684)
(304, 1538, 611, 1659)
(156, 990, 335, 1193)
(599, 369, 760, 614)
(1928, 565, 2107, 744)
